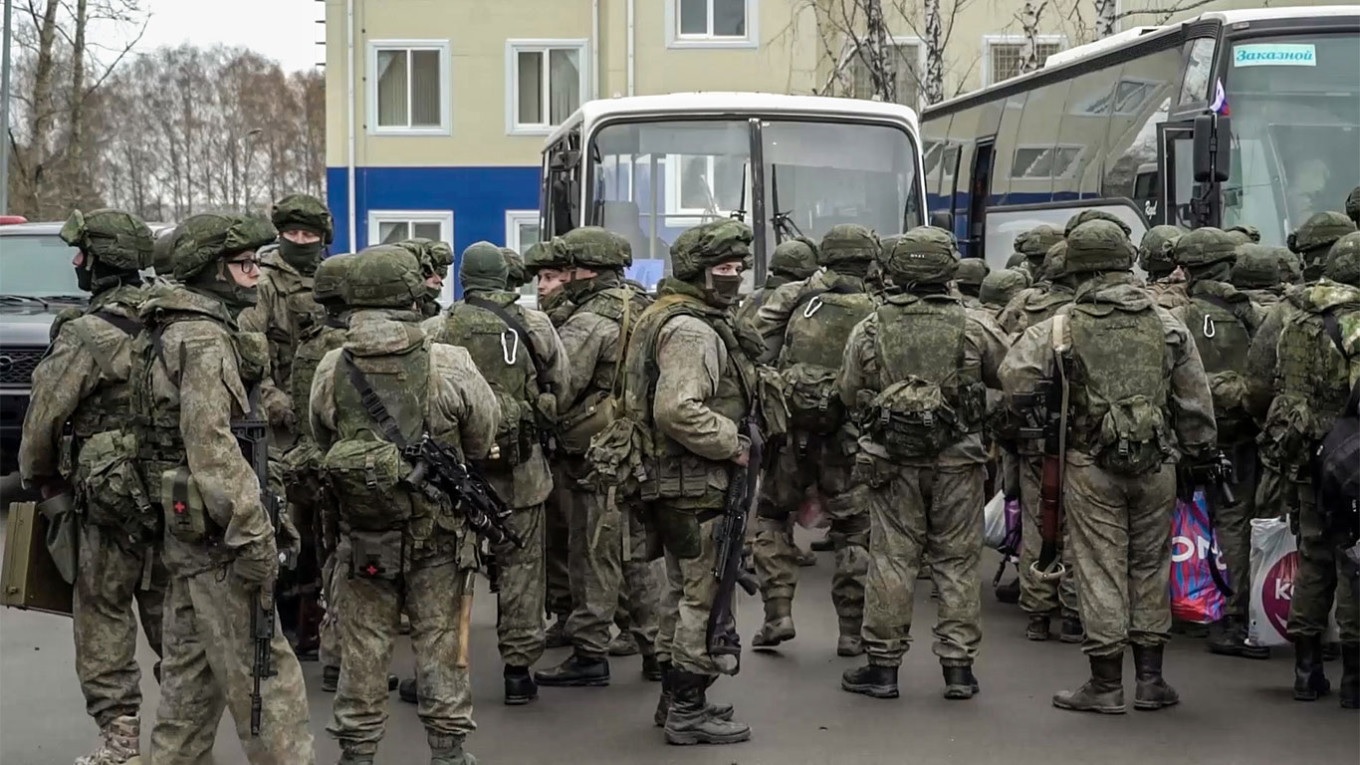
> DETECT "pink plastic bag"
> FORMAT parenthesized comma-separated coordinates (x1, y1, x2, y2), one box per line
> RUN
(795, 490, 830, 530)
(1169, 491, 1228, 624)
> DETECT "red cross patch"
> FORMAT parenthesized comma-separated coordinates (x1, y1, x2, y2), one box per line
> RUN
(173, 501, 186, 515)
(365, 564, 379, 577)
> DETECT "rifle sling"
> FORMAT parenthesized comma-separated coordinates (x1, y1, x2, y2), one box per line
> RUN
(465, 296, 551, 389)
(1322, 309, 1346, 357)
(340, 349, 411, 450)
(94, 309, 143, 338)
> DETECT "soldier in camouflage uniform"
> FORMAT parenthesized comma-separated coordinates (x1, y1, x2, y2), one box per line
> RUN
(502, 247, 529, 292)
(837, 226, 1009, 701)
(980, 268, 1028, 315)
(397, 238, 454, 317)
(622, 219, 761, 745)
(1001, 220, 1218, 715)
(150, 225, 179, 290)
(998, 242, 1074, 336)
(1138, 225, 1190, 311)
(1010, 225, 1064, 285)
(1347, 187, 1360, 227)
(535, 227, 661, 687)
(748, 225, 880, 657)
(734, 236, 819, 330)
(134, 213, 315, 763)
(19, 209, 166, 765)
(1224, 225, 1261, 246)
(1168, 229, 1270, 659)
(1231, 244, 1291, 309)
(1290, 212, 1357, 283)
(954, 258, 990, 309)
(311, 246, 499, 764)
(1246, 231, 1360, 708)
(424, 242, 569, 705)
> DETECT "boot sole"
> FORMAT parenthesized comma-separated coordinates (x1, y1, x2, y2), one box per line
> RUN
(944, 684, 980, 700)
(534, 676, 610, 688)
(1059, 634, 1084, 644)
(1026, 632, 1051, 642)
(504, 694, 538, 706)
(665, 729, 752, 745)
(1134, 698, 1179, 711)
(1052, 698, 1126, 714)
(837, 644, 865, 657)
(841, 680, 899, 699)
(752, 630, 796, 650)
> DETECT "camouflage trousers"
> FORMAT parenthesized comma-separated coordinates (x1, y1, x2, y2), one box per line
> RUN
(318, 551, 343, 668)
(148, 569, 314, 764)
(328, 553, 474, 755)
(753, 436, 867, 639)
(75, 521, 168, 728)
(1017, 455, 1078, 617)
(653, 505, 726, 678)
(1065, 461, 1174, 658)
(497, 503, 546, 668)
(1287, 484, 1360, 643)
(1213, 440, 1260, 620)
(858, 458, 985, 667)
(616, 505, 661, 652)
(545, 462, 572, 619)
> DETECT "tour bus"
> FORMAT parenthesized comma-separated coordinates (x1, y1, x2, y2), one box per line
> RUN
(920, 7, 1360, 268)
(539, 93, 928, 289)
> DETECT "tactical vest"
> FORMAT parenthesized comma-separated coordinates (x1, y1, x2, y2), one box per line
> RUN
(66, 300, 144, 440)
(558, 286, 648, 454)
(1182, 284, 1257, 442)
(625, 294, 754, 502)
(292, 318, 349, 442)
(434, 300, 540, 467)
(1066, 302, 1173, 475)
(1263, 301, 1359, 470)
(261, 259, 322, 390)
(573, 287, 648, 393)
(1023, 288, 1074, 328)
(779, 284, 875, 434)
(867, 296, 986, 458)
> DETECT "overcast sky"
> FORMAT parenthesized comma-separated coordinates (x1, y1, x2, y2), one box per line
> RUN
(132, 0, 323, 73)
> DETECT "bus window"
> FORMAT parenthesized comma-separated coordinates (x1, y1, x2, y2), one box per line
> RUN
(993, 92, 1028, 205)
(1009, 76, 1071, 206)
(945, 105, 983, 237)
(1055, 68, 1122, 202)
(1100, 46, 1181, 203)
(1178, 37, 1216, 107)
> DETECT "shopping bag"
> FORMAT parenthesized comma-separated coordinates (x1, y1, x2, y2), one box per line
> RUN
(983, 492, 1023, 554)
(1169, 491, 1228, 624)
(1245, 517, 1341, 647)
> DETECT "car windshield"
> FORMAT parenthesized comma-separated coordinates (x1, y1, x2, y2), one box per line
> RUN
(1223, 31, 1360, 245)
(0, 234, 81, 298)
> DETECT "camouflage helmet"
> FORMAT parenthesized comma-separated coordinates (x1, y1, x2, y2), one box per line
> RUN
(880, 226, 958, 285)
(1288, 211, 1356, 254)
(818, 224, 879, 266)
(1229, 244, 1286, 289)
(313, 253, 354, 305)
(670, 220, 754, 281)
(395, 237, 452, 279)
(59, 208, 154, 271)
(1138, 225, 1185, 274)
(770, 237, 820, 280)
(1346, 186, 1360, 226)
(1324, 231, 1360, 286)
(172, 213, 277, 281)
(1172, 227, 1238, 269)
(1064, 209, 1131, 238)
(1065, 220, 1136, 275)
(501, 248, 528, 288)
(955, 258, 990, 289)
(1278, 249, 1304, 283)
(151, 225, 179, 277)
(558, 226, 632, 269)
(524, 240, 569, 274)
(346, 245, 424, 308)
(1224, 224, 1261, 245)
(1015, 225, 1064, 263)
(1042, 241, 1069, 280)
(980, 268, 1028, 308)
(1005, 251, 1027, 269)
(460, 241, 509, 292)
(270, 193, 334, 245)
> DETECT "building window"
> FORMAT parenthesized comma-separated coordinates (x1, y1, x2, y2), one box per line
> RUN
(368, 41, 451, 134)
(367, 210, 453, 246)
(666, 155, 750, 225)
(507, 39, 589, 135)
(850, 38, 923, 108)
(505, 211, 542, 297)
(1010, 145, 1084, 179)
(668, 0, 758, 49)
(984, 36, 1064, 85)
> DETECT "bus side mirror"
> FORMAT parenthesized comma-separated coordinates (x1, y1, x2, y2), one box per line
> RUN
(929, 211, 954, 230)
(1193, 114, 1231, 184)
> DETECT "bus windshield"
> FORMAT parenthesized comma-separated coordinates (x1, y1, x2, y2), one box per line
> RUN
(1224, 31, 1360, 244)
(587, 117, 919, 288)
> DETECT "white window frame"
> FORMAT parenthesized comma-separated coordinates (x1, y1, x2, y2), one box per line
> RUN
(367, 39, 453, 136)
(504, 210, 542, 254)
(981, 34, 1066, 86)
(664, 155, 751, 227)
(665, 0, 759, 50)
(1072, 77, 1165, 116)
(505, 39, 591, 136)
(367, 210, 454, 247)
(841, 34, 926, 109)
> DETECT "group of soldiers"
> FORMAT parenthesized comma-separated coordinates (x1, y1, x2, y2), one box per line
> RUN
(15, 184, 1360, 764)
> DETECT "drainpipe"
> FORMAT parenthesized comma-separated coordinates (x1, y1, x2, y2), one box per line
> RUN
(346, 0, 358, 251)
(591, 0, 600, 98)
(626, 0, 635, 96)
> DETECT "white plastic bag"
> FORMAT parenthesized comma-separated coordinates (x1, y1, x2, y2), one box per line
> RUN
(1246, 517, 1340, 647)
(983, 492, 1007, 550)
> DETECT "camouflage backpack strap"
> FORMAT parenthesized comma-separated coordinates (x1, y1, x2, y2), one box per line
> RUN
(465, 296, 551, 393)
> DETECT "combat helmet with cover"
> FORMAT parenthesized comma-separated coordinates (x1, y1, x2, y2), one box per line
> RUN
(1346, 186, 1360, 227)
(1325, 231, 1360, 287)
(524, 240, 569, 274)
(1225, 225, 1261, 246)
(980, 268, 1027, 310)
(270, 193, 333, 276)
(1065, 209, 1131, 238)
(1173, 227, 1239, 275)
(818, 224, 879, 269)
(769, 237, 819, 285)
(1015, 225, 1064, 269)
(1138, 225, 1185, 278)
(1230, 245, 1286, 289)
(290, 254, 354, 446)
(559, 226, 633, 269)
(312, 254, 354, 309)
(345, 245, 425, 309)
(61, 208, 154, 293)
(502, 248, 529, 290)
(171, 213, 276, 312)
(1289, 211, 1357, 280)
(880, 226, 959, 287)
(955, 258, 990, 296)
(1064, 220, 1136, 275)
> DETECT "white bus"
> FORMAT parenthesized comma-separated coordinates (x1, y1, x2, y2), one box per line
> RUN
(921, 7, 1360, 268)
(540, 93, 928, 288)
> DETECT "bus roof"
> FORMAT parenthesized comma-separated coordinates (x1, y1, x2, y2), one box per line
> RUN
(544, 92, 919, 147)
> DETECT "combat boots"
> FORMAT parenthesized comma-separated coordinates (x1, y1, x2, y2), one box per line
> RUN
(607, 632, 639, 656)
(653, 661, 735, 727)
(429, 732, 477, 765)
(751, 597, 795, 648)
(1059, 612, 1084, 644)
(664, 670, 751, 746)
(1131, 644, 1179, 710)
(337, 750, 374, 765)
(544, 614, 570, 649)
(75, 715, 141, 765)
(1053, 655, 1126, 714)
(534, 652, 610, 687)
(1340, 643, 1359, 709)
(1026, 614, 1051, 641)
(1293, 635, 1331, 701)
(1207, 616, 1270, 659)
(641, 653, 664, 681)
(841, 663, 899, 699)
(504, 665, 538, 705)
(942, 664, 980, 700)
(837, 615, 864, 657)
(322, 664, 341, 693)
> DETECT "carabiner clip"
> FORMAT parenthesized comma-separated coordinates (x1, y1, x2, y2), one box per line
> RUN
(1202, 314, 1215, 339)
(803, 295, 824, 319)
(501, 330, 519, 365)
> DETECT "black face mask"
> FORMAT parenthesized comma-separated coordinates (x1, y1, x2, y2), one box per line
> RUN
(704, 272, 743, 308)
(75, 261, 94, 292)
(279, 239, 325, 275)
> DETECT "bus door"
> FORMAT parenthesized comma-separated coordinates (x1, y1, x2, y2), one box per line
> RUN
(1157, 122, 1198, 229)
(963, 138, 995, 260)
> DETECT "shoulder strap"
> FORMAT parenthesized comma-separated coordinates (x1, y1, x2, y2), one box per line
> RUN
(340, 349, 409, 449)
(1322, 309, 1347, 357)
(1196, 293, 1256, 334)
(789, 283, 858, 318)
(465, 296, 551, 391)
(95, 309, 143, 338)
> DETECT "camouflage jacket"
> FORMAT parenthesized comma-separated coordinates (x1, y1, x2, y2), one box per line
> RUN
(1000, 277, 1218, 467)
(998, 283, 1074, 336)
(240, 247, 321, 422)
(749, 270, 871, 365)
(19, 283, 145, 484)
(1148, 274, 1191, 311)
(556, 275, 643, 422)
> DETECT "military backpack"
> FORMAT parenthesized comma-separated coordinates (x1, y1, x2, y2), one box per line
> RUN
(1181, 287, 1258, 443)
(779, 284, 875, 434)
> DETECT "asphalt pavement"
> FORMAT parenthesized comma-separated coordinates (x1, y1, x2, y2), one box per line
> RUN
(2, 531, 1357, 764)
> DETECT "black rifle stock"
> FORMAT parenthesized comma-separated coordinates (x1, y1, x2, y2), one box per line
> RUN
(705, 418, 762, 673)
(402, 436, 523, 550)
(1179, 451, 1237, 598)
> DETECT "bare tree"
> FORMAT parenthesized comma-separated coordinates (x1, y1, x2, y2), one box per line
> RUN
(1017, 0, 1052, 75)
(1066, 0, 1220, 43)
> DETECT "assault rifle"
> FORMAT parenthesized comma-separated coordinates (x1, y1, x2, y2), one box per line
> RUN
(706, 417, 762, 673)
(402, 435, 523, 550)
(1178, 451, 1237, 597)
(1014, 315, 1072, 585)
